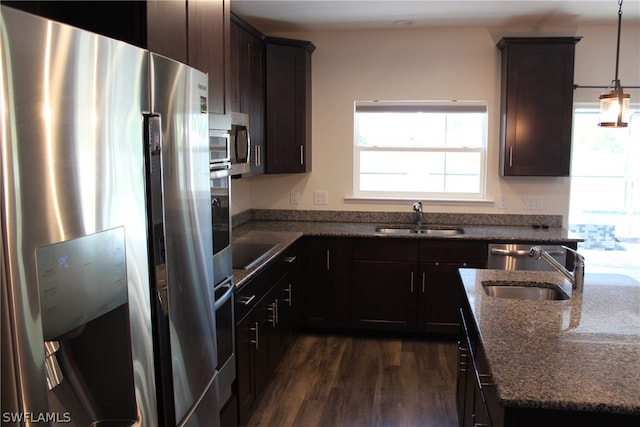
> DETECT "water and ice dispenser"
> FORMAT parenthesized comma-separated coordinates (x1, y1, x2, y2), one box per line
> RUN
(36, 228, 138, 426)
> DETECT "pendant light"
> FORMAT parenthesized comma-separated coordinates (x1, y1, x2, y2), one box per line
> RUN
(599, 0, 630, 128)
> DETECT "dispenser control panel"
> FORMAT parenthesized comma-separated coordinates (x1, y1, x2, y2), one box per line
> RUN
(36, 227, 128, 340)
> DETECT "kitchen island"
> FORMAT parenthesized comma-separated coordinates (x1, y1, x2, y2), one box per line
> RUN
(458, 268, 640, 426)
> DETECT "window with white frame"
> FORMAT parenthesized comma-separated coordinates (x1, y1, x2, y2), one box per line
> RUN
(353, 101, 488, 200)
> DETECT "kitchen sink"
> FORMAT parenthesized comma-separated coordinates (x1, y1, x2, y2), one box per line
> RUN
(375, 225, 464, 235)
(482, 280, 569, 301)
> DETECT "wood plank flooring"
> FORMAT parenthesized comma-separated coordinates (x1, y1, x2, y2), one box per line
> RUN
(246, 333, 459, 427)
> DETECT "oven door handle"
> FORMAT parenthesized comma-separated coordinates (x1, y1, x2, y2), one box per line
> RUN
(214, 278, 234, 311)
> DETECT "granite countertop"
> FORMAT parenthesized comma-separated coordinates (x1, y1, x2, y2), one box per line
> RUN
(233, 220, 582, 243)
(230, 214, 581, 288)
(231, 229, 302, 288)
(459, 268, 640, 415)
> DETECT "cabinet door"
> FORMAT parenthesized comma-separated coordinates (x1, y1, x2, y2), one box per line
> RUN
(278, 262, 298, 350)
(265, 42, 313, 174)
(263, 286, 283, 382)
(498, 38, 579, 176)
(456, 339, 470, 427)
(236, 311, 257, 425)
(146, 0, 188, 63)
(419, 240, 486, 334)
(252, 294, 272, 400)
(230, 17, 265, 175)
(301, 237, 352, 328)
(247, 34, 265, 175)
(353, 261, 417, 331)
(420, 262, 484, 334)
(187, 0, 227, 115)
(229, 19, 245, 113)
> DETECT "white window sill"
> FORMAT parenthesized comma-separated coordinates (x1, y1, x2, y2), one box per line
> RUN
(344, 195, 495, 205)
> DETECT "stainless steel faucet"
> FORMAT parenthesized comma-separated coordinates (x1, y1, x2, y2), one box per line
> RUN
(529, 245, 585, 292)
(412, 201, 423, 228)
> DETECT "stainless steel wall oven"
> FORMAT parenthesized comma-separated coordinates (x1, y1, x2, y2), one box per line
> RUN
(210, 131, 233, 287)
(209, 129, 237, 426)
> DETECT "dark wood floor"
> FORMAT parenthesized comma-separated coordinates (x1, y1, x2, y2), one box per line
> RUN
(246, 333, 459, 427)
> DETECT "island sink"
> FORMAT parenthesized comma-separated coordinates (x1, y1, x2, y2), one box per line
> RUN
(482, 280, 570, 301)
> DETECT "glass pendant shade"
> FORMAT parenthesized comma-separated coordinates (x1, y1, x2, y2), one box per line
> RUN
(599, 80, 630, 128)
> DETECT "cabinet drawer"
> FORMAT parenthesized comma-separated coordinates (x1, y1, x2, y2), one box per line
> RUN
(235, 272, 271, 322)
(419, 241, 487, 264)
(353, 238, 419, 262)
(235, 243, 299, 322)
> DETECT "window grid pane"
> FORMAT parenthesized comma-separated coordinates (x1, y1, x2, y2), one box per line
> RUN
(354, 101, 487, 198)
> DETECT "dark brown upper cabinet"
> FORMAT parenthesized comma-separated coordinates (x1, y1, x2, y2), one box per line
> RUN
(186, 0, 229, 116)
(265, 37, 315, 174)
(498, 37, 581, 176)
(230, 14, 266, 175)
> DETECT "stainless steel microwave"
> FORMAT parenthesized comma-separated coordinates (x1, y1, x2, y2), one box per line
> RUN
(229, 112, 251, 176)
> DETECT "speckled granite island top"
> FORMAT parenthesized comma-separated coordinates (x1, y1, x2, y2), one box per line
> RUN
(459, 268, 640, 415)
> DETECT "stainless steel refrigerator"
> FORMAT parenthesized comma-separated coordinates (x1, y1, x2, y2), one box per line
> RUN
(1, 6, 220, 427)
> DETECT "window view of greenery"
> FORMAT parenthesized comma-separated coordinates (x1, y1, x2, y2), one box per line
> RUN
(569, 106, 640, 281)
(354, 102, 487, 199)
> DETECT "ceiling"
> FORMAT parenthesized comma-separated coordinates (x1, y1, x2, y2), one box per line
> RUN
(231, 0, 640, 33)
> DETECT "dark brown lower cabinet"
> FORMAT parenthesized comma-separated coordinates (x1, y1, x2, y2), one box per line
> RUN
(458, 306, 503, 427)
(235, 308, 260, 424)
(420, 261, 484, 334)
(352, 261, 417, 331)
(300, 237, 352, 329)
(235, 244, 299, 425)
(350, 238, 486, 334)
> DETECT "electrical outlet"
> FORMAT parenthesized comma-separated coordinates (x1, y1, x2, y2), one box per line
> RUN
(290, 190, 300, 205)
(499, 196, 507, 209)
(314, 190, 329, 205)
(523, 196, 543, 210)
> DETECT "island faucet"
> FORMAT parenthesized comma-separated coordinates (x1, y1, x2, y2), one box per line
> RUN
(412, 201, 423, 228)
(529, 245, 585, 292)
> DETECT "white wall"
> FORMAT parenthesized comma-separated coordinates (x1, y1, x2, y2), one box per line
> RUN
(231, 22, 640, 225)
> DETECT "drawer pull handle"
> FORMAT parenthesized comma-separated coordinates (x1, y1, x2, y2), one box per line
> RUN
(284, 284, 293, 307)
(477, 373, 495, 388)
(410, 272, 414, 293)
(240, 295, 255, 306)
(249, 322, 259, 350)
(268, 300, 279, 327)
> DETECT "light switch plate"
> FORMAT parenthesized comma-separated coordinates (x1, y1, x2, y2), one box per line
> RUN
(290, 190, 300, 204)
(523, 196, 543, 210)
(314, 190, 329, 205)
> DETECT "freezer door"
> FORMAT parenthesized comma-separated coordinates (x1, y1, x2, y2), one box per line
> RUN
(149, 53, 219, 426)
(1, 6, 157, 426)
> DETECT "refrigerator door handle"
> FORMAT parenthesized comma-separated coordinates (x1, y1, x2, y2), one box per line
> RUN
(214, 278, 234, 311)
(144, 113, 162, 153)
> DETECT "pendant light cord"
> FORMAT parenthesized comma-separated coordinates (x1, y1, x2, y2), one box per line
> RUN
(614, 0, 623, 83)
